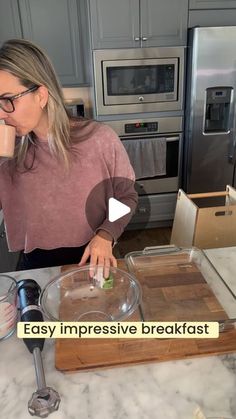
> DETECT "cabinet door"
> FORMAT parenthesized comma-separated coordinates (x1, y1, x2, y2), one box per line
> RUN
(188, 9, 236, 27)
(18, 0, 88, 86)
(89, 0, 140, 49)
(0, 0, 22, 45)
(130, 194, 176, 226)
(189, 0, 236, 8)
(141, 0, 188, 47)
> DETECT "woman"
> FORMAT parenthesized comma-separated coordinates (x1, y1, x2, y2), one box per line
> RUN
(0, 39, 137, 272)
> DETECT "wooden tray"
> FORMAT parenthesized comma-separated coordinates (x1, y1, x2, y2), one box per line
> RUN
(55, 257, 236, 373)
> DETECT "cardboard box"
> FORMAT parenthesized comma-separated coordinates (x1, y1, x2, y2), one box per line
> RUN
(170, 185, 236, 249)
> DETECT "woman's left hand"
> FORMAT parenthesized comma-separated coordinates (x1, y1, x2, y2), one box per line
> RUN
(78, 230, 117, 277)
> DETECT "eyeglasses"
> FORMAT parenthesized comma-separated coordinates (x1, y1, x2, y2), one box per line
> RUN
(0, 85, 39, 113)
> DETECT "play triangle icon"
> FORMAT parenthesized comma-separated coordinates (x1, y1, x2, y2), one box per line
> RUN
(108, 198, 131, 222)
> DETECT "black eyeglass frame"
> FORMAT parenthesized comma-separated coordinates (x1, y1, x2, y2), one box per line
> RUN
(0, 85, 39, 113)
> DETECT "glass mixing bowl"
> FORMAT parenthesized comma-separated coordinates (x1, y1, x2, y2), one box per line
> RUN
(39, 266, 141, 322)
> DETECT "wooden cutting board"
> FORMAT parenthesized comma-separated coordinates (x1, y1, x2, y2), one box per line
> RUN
(55, 258, 236, 373)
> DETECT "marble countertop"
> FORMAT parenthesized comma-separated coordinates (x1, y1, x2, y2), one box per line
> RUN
(1, 248, 236, 419)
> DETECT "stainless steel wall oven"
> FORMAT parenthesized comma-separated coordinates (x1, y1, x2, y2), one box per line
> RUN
(105, 116, 183, 227)
(93, 47, 185, 116)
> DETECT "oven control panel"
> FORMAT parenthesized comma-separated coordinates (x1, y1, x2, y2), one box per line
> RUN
(125, 121, 158, 134)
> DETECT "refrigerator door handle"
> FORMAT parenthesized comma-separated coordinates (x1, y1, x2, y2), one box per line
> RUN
(228, 137, 236, 164)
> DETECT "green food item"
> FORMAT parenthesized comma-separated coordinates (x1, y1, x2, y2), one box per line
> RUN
(102, 273, 114, 289)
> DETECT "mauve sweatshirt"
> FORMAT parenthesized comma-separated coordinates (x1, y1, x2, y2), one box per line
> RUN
(0, 119, 138, 253)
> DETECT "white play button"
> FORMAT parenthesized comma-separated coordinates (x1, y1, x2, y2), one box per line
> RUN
(108, 198, 131, 222)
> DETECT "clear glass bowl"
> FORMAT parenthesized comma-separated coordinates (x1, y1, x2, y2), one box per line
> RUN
(39, 266, 141, 322)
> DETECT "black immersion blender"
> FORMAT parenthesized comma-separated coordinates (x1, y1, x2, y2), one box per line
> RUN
(17, 279, 60, 418)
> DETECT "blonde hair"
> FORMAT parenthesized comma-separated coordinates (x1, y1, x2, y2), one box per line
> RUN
(0, 39, 71, 168)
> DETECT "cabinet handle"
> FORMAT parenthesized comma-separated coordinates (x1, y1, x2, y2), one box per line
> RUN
(134, 37, 140, 41)
(142, 37, 148, 41)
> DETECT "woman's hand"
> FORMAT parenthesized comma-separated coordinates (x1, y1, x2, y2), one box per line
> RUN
(78, 230, 117, 278)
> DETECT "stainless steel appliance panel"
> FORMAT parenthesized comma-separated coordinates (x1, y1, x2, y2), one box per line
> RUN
(93, 47, 185, 116)
(185, 27, 236, 193)
(104, 116, 183, 136)
(104, 117, 182, 195)
(133, 134, 182, 194)
(104, 117, 182, 226)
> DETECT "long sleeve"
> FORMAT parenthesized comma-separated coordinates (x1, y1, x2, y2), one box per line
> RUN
(0, 120, 138, 252)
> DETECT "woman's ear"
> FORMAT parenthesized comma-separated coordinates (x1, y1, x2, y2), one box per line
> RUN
(37, 85, 49, 109)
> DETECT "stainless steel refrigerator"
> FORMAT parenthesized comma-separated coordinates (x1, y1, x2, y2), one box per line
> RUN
(184, 26, 236, 193)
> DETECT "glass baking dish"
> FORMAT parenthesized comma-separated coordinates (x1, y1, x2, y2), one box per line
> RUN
(125, 245, 236, 332)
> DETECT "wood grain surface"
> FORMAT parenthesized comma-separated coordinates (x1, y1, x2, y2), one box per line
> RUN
(55, 257, 236, 373)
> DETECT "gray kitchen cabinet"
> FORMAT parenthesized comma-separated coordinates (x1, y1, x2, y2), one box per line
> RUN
(130, 193, 176, 228)
(189, 0, 236, 8)
(18, 0, 88, 86)
(0, 0, 22, 43)
(0, 222, 19, 273)
(188, 9, 236, 27)
(188, 0, 236, 27)
(0, 0, 89, 86)
(141, 0, 188, 47)
(89, 0, 189, 49)
(89, 0, 140, 49)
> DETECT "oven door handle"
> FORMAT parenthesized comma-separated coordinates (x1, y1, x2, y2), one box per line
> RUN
(120, 135, 180, 142)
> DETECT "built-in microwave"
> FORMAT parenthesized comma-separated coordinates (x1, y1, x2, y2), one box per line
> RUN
(92, 47, 185, 116)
